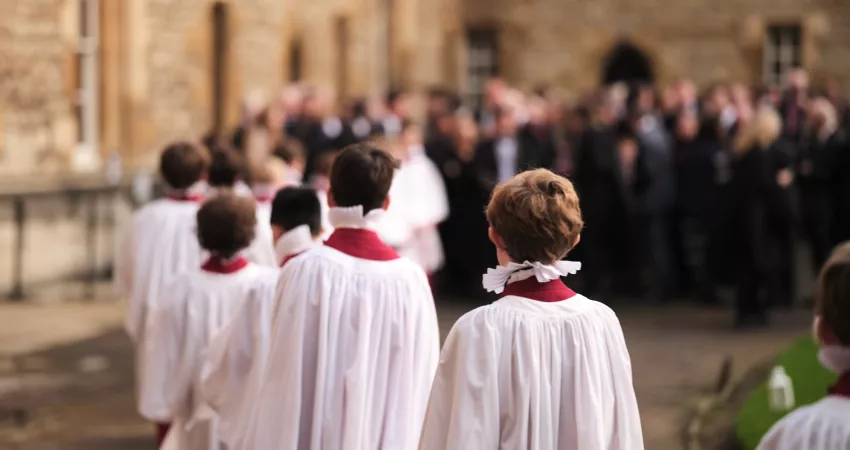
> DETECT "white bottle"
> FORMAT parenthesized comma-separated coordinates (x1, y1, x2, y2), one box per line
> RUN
(768, 366, 795, 412)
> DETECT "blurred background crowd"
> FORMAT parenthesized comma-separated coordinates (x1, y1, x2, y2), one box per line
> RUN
(208, 66, 850, 328)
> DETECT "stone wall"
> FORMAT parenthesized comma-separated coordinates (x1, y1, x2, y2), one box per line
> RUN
(463, 0, 850, 95)
(0, 0, 80, 177)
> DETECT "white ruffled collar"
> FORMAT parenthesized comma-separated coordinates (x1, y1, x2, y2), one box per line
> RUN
(327, 206, 385, 230)
(482, 260, 581, 294)
(274, 225, 316, 265)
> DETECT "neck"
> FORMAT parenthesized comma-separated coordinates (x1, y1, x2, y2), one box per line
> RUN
(500, 277, 576, 302)
(829, 371, 850, 399)
(201, 254, 249, 274)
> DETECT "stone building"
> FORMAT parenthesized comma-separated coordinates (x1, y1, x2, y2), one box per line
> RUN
(0, 0, 848, 292)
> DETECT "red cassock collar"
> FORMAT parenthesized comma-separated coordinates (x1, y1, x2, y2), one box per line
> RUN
(255, 195, 273, 204)
(168, 193, 204, 202)
(829, 372, 850, 399)
(324, 228, 400, 261)
(499, 277, 577, 302)
(201, 256, 250, 274)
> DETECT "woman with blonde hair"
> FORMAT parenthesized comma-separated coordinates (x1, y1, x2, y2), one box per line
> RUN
(728, 105, 795, 327)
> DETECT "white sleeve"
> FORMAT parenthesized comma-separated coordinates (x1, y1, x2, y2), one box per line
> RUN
(115, 221, 141, 343)
(138, 289, 189, 423)
(419, 311, 501, 450)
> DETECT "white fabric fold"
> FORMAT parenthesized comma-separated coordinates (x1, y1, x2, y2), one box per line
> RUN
(273, 225, 315, 265)
(327, 205, 385, 230)
(482, 260, 582, 294)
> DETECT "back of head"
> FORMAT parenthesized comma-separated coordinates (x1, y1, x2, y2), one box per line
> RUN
(208, 145, 246, 188)
(816, 242, 850, 346)
(486, 169, 583, 263)
(271, 186, 322, 236)
(196, 194, 257, 258)
(160, 141, 211, 190)
(330, 143, 399, 212)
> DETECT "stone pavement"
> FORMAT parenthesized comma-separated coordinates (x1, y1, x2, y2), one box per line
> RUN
(0, 297, 811, 450)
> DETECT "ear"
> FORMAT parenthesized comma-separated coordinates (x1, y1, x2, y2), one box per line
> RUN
(327, 192, 337, 208)
(815, 315, 841, 346)
(382, 195, 391, 211)
(488, 227, 505, 249)
(573, 233, 581, 248)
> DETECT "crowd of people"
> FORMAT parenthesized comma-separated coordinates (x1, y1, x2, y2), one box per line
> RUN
(207, 66, 850, 328)
(112, 64, 850, 450)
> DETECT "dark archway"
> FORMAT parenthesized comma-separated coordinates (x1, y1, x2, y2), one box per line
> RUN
(602, 42, 654, 86)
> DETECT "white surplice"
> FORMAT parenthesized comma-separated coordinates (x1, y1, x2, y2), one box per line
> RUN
(377, 148, 448, 273)
(757, 348, 850, 450)
(201, 226, 318, 449)
(139, 261, 278, 450)
(238, 207, 440, 450)
(115, 198, 205, 344)
(419, 283, 644, 449)
(756, 396, 850, 450)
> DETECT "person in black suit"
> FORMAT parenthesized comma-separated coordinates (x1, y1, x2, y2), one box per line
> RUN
(474, 106, 544, 189)
(799, 98, 844, 273)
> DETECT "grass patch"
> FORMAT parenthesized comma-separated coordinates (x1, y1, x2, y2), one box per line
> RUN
(736, 337, 837, 450)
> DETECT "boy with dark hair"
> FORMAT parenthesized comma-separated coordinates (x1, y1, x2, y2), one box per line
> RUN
(757, 243, 850, 450)
(236, 143, 439, 450)
(140, 194, 277, 450)
(201, 186, 325, 449)
(205, 146, 277, 266)
(114, 141, 211, 445)
(420, 169, 643, 450)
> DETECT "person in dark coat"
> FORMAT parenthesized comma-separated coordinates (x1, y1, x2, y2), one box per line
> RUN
(433, 112, 493, 297)
(728, 107, 794, 327)
(474, 106, 545, 188)
(675, 114, 724, 303)
(798, 98, 845, 272)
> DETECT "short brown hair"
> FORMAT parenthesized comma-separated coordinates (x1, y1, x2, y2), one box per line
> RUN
(816, 242, 850, 345)
(160, 141, 210, 190)
(330, 143, 399, 212)
(486, 169, 583, 263)
(196, 194, 257, 258)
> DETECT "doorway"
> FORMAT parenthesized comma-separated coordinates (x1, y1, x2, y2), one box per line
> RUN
(602, 41, 653, 86)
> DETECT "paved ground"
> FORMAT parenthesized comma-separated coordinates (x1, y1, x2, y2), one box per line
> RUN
(0, 295, 811, 450)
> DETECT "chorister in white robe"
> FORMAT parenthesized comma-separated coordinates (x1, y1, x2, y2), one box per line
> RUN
(206, 186, 277, 267)
(378, 147, 448, 274)
(756, 350, 850, 450)
(237, 207, 440, 450)
(201, 225, 318, 449)
(139, 258, 278, 450)
(419, 265, 644, 450)
(115, 195, 206, 345)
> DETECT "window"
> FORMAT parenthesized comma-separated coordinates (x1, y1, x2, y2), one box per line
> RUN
(75, 0, 99, 153)
(763, 25, 802, 86)
(466, 28, 499, 108)
(288, 38, 303, 83)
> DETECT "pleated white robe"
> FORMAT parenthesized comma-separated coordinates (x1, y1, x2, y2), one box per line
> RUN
(202, 226, 318, 449)
(115, 198, 205, 345)
(238, 229, 440, 450)
(757, 393, 850, 450)
(139, 262, 278, 450)
(419, 286, 644, 450)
